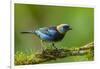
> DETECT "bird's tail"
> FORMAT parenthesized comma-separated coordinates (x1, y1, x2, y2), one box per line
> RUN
(21, 31, 35, 34)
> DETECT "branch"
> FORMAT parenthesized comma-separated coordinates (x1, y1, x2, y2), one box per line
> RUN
(15, 42, 94, 65)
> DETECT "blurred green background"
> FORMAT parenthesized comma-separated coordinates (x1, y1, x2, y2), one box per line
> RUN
(15, 3, 94, 63)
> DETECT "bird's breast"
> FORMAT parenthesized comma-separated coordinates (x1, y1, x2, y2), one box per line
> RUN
(52, 33, 65, 42)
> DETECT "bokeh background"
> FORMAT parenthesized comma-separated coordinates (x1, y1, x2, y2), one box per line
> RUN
(15, 3, 94, 63)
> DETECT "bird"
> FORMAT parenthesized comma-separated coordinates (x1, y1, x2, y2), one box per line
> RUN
(21, 24, 72, 50)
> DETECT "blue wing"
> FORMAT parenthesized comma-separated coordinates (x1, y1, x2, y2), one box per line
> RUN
(35, 27, 57, 41)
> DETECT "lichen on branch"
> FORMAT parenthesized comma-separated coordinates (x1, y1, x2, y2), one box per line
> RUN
(15, 42, 94, 65)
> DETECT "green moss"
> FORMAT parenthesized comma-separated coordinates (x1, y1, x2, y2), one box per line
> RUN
(15, 42, 94, 65)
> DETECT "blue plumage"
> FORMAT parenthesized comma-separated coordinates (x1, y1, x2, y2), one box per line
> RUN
(35, 27, 64, 42)
(21, 24, 72, 50)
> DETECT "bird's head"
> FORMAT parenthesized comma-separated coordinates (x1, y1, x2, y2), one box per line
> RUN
(57, 24, 72, 34)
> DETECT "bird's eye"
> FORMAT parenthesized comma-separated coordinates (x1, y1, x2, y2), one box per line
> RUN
(63, 26, 69, 29)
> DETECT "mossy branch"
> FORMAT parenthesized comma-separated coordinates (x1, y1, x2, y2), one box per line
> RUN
(15, 42, 94, 65)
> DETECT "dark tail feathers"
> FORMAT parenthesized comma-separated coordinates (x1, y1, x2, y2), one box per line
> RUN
(21, 31, 35, 34)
